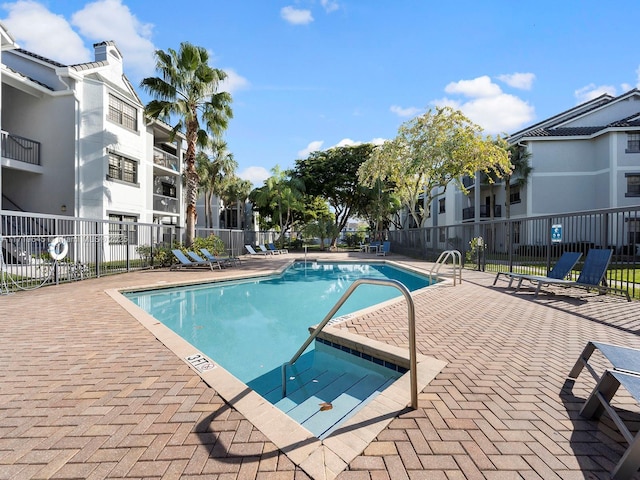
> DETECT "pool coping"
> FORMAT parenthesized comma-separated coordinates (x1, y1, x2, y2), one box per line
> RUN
(106, 260, 448, 480)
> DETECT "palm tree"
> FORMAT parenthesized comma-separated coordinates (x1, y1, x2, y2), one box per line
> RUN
(504, 144, 533, 219)
(196, 143, 237, 228)
(220, 176, 252, 229)
(141, 42, 233, 246)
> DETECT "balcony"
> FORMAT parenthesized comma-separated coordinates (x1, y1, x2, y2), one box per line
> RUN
(153, 194, 179, 214)
(2, 131, 41, 165)
(153, 147, 179, 172)
(462, 204, 502, 220)
(461, 175, 475, 189)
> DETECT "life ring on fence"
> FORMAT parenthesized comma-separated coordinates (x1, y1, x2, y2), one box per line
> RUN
(48, 236, 69, 261)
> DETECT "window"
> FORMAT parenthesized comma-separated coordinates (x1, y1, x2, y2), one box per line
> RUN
(628, 219, 640, 244)
(109, 214, 138, 244)
(626, 173, 640, 197)
(626, 133, 640, 153)
(108, 94, 138, 131)
(439, 227, 446, 243)
(108, 152, 138, 185)
(438, 198, 446, 214)
(509, 185, 521, 204)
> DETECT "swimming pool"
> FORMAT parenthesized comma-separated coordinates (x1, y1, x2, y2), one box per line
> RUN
(125, 261, 433, 384)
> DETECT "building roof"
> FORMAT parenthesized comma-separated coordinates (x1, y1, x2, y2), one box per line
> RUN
(510, 89, 640, 142)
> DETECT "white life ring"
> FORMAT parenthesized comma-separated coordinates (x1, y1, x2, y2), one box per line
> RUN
(49, 236, 69, 261)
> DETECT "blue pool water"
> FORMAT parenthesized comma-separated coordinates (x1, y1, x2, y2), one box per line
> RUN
(125, 261, 432, 383)
(125, 261, 434, 438)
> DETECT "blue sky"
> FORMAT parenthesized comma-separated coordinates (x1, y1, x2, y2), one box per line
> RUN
(2, 1, 640, 186)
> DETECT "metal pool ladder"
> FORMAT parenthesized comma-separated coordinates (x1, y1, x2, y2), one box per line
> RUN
(429, 249, 462, 285)
(281, 278, 418, 409)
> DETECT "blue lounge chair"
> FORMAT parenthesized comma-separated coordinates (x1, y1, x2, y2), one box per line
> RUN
(376, 241, 391, 256)
(493, 251, 582, 289)
(200, 248, 241, 267)
(258, 244, 278, 255)
(515, 249, 630, 301)
(186, 250, 223, 270)
(245, 245, 269, 256)
(268, 243, 288, 254)
(171, 249, 218, 271)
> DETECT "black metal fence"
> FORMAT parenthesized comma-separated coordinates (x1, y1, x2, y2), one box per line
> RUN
(388, 205, 640, 300)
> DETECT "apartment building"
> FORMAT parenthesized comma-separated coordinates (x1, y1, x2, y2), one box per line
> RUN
(0, 37, 184, 229)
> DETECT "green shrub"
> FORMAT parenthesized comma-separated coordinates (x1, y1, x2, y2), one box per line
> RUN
(191, 235, 226, 256)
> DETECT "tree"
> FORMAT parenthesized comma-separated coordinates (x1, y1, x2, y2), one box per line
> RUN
(141, 42, 233, 246)
(294, 143, 376, 247)
(196, 142, 237, 228)
(359, 107, 511, 228)
(504, 144, 533, 219)
(220, 176, 252, 229)
(250, 166, 305, 242)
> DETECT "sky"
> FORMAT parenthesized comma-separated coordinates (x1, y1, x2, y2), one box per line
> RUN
(2, 0, 640, 186)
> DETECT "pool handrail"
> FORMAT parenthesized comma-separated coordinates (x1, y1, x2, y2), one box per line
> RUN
(281, 277, 418, 409)
(429, 249, 462, 285)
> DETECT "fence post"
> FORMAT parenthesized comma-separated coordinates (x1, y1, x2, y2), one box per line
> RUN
(545, 218, 552, 274)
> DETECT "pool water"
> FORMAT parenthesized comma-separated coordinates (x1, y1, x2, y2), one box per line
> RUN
(126, 261, 432, 383)
(125, 261, 433, 437)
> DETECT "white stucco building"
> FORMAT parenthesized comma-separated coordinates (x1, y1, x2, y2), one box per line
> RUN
(0, 39, 184, 229)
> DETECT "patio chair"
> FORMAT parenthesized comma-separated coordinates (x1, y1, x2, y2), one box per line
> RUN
(268, 243, 288, 254)
(245, 245, 270, 256)
(493, 251, 582, 289)
(568, 341, 640, 384)
(258, 244, 278, 255)
(579, 369, 640, 479)
(514, 248, 630, 301)
(376, 241, 391, 256)
(200, 248, 241, 267)
(170, 249, 218, 271)
(186, 250, 224, 270)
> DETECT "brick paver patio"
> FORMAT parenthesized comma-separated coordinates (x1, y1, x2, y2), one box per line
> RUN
(1, 252, 639, 479)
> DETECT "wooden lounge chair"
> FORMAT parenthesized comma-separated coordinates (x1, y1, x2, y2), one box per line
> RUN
(514, 249, 630, 301)
(493, 251, 582, 289)
(170, 249, 218, 270)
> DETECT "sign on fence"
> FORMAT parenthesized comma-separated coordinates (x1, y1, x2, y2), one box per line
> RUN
(551, 224, 562, 243)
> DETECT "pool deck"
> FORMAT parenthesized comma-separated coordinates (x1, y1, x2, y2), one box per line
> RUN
(2, 251, 640, 479)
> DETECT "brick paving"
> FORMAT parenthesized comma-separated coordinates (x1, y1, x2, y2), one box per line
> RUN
(1, 253, 639, 479)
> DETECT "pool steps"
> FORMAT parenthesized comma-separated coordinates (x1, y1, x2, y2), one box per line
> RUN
(248, 347, 401, 439)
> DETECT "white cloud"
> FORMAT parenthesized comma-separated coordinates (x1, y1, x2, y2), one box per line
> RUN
(445, 75, 502, 98)
(433, 75, 535, 134)
(298, 140, 324, 157)
(220, 68, 250, 94)
(497, 72, 535, 90)
(390, 105, 422, 118)
(71, 0, 155, 79)
(1, 0, 91, 64)
(321, 0, 339, 13)
(281, 6, 313, 25)
(574, 83, 617, 104)
(239, 166, 270, 186)
(370, 137, 386, 146)
(333, 138, 360, 148)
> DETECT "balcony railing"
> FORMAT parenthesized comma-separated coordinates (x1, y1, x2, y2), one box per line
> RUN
(462, 204, 502, 220)
(1, 131, 41, 166)
(153, 194, 179, 214)
(153, 147, 180, 172)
